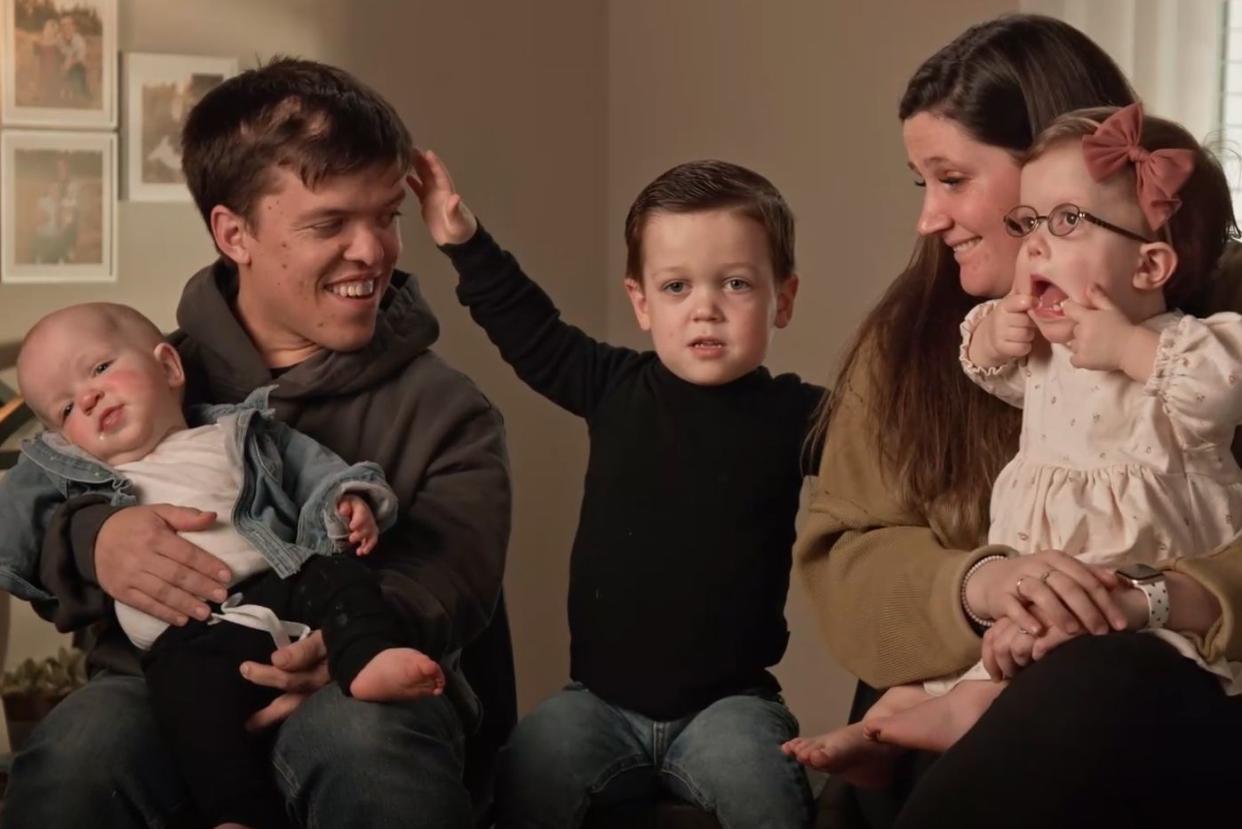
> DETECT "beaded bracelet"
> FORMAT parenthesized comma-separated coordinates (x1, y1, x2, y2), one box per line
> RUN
(960, 553, 1008, 629)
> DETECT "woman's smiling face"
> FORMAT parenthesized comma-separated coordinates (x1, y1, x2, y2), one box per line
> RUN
(903, 111, 1025, 299)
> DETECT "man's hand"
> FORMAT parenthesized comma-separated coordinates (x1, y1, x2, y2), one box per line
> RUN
(407, 148, 478, 246)
(337, 495, 379, 556)
(969, 292, 1038, 368)
(242, 630, 331, 732)
(96, 504, 232, 626)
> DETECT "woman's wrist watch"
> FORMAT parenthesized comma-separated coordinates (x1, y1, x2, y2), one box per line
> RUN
(1114, 563, 1169, 630)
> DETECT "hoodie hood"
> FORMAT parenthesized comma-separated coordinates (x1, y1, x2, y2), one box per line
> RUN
(175, 259, 440, 405)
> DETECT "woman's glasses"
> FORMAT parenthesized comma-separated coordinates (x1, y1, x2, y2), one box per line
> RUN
(1003, 203, 1153, 244)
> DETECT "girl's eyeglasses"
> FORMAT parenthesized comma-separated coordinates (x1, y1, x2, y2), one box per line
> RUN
(1002, 203, 1153, 244)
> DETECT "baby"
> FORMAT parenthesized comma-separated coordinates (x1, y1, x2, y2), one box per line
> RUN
(1, 302, 445, 829)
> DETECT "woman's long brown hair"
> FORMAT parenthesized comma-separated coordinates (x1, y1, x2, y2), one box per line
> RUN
(812, 15, 1136, 541)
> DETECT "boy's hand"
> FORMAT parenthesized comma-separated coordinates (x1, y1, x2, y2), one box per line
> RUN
(1061, 284, 1136, 373)
(407, 148, 478, 246)
(969, 292, 1037, 367)
(337, 495, 379, 556)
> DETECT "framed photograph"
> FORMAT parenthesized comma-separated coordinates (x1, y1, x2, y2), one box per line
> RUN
(1, 130, 116, 283)
(1, 0, 117, 128)
(124, 52, 237, 201)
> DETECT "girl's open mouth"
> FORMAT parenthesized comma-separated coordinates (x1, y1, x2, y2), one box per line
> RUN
(1030, 276, 1068, 318)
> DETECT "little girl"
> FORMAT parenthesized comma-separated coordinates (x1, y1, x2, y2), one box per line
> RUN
(785, 102, 1242, 783)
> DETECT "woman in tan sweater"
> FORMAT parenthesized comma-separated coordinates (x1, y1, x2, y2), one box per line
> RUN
(789, 14, 1242, 829)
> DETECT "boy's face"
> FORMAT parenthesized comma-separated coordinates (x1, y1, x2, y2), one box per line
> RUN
(625, 209, 797, 386)
(1015, 142, 1152, 344)
(224, 163, 406, 366)
(18, 314, 186, 466)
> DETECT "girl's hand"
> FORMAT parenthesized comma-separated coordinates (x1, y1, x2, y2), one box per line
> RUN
(337, 495, 379, 556)
(964, 550, 1127, 637)
(969, 292, 1038, 367)
(982, 616, 1040, 679)
(407, 149, 478, 246)
(1061, 283, 1140, 373)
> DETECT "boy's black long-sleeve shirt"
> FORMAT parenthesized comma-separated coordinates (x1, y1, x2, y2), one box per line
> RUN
(446, 227, 824, 719)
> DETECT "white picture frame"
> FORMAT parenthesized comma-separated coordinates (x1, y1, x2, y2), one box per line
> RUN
(1, 0, 117, 129)
(123, 52, 238, 202)
(1, 130, 117, 283)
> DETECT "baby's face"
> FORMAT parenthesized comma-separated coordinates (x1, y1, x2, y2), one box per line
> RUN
(19, 315, 185, 466)
(1014, 141, 1153, 344)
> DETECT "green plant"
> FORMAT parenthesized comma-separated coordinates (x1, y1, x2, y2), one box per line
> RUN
(0, 647, 86, 699)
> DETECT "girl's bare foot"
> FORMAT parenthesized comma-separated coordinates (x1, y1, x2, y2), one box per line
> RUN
(781, 724, 904, 789)
(349, 647, 446, 701)
(862, 681, 1002, 753)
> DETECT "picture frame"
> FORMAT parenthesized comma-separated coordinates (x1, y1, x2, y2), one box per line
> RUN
(1, 0, 117, 128)
(1, 130, 117, 283)
(123, 52, 238, 201)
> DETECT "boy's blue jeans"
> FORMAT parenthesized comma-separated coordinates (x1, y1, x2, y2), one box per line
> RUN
(0, 670, 471, 829)
(496, 682, 813, 828)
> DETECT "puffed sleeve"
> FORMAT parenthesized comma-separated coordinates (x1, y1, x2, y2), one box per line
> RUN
(1146, 312, 1242, 446)
(959, 300, 1026, 409)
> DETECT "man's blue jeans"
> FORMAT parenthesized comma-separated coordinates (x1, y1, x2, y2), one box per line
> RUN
(496, 683, 812, 828)
(1, 671, 472, 829)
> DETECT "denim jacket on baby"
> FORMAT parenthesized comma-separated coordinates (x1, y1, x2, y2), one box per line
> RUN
(0, 386, 398, 613)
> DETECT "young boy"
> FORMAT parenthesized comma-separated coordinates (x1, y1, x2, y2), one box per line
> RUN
(410, 153, 822, 826)
(0, 302, 446, 829)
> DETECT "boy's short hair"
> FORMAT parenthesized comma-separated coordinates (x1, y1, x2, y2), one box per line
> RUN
(623, 160, 796, 282)
(181, 57, 414, 230)
(1028, 107, 1238, 313)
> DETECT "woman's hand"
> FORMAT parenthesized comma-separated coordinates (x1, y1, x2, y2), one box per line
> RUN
(964, 550, 1127, 636)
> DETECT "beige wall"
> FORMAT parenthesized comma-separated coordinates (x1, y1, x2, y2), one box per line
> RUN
(1, 0, 1026, 739)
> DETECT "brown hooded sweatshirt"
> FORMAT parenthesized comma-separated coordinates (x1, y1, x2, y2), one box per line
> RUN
(37, 261, 512, 729)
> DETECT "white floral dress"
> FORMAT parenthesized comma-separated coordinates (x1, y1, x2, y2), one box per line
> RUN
(932, 301, 1242, 694)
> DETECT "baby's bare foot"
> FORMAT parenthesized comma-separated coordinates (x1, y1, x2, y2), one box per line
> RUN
(350, 647, 446, 702)
(781, 724, 903, 789)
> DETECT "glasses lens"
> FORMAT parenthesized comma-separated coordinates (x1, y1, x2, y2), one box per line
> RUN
(1049, 205, 1082, 237)
(1004, 207, 1037, 237)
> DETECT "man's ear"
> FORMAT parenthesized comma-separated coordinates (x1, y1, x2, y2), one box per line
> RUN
(153, 342, 186, 392)
(774, 273, 800, 329)
(1133, 241, 1178, 294)
(624, 276, 652, 331)
(210, 205, 252, 266)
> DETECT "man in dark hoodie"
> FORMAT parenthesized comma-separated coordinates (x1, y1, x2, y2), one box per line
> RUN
(1, 59, 512, 829)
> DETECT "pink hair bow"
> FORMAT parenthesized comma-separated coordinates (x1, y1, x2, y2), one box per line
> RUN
(1081, 102, 1195, 232)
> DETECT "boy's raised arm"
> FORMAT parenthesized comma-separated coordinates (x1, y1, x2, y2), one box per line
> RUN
(411, 149, 639, 418)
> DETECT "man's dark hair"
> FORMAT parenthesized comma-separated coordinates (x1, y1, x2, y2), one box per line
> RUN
(181, 57, 414, 228)
(623, 160, 796, 282)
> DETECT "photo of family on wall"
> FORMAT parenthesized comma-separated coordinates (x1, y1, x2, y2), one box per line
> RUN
(2, 0, 116, 128)
(1, 131, 115, 282)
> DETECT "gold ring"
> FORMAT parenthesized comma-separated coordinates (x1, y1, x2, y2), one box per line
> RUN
(1015, 576, 1028, 596)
